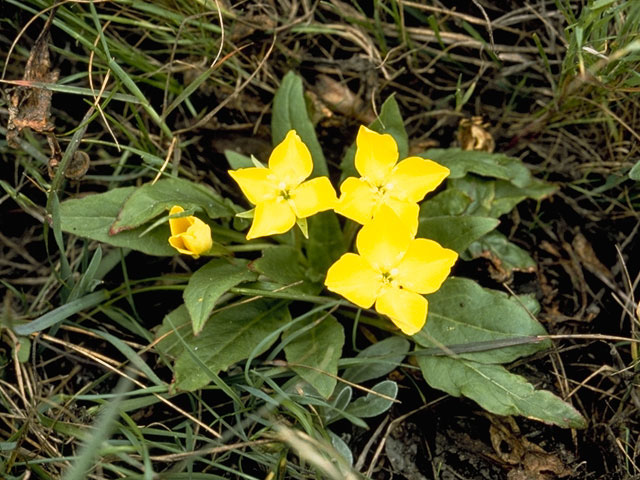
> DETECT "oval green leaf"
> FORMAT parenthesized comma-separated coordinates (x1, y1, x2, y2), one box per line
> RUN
(110, 177, 234, 234)
(417, 356, 586, 429)
(414, 278, 549, 364)
(59, 187, 176, 256)
(284, 315, 345, 399)
(184, 258, 258, 335)
(168, 301, 291, 391)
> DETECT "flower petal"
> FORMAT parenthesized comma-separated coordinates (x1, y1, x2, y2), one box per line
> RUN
(375, 287, 428, 335)
(356, 205, 412, 272)
(182, 219, 213, 256)
(290, 177, 337, 218)
(395, 238, 458, 294)
(387, 157, 450, 203)
(228, 167, 277, 205)
(268, 130, 313, 187)
(169, 235, 190, 255)
(325, 253, 382, 308)
(334, 177, 378, 225)
(354, 126, 398, 186)
(247, 198, 296, 239)
(169, 205, 191, 236)
(381, 197, 420, 237)
(169, 216, 212, 258)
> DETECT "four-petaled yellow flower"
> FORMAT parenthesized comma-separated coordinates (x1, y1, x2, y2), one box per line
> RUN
(168, 205, 213, 258)
(228, 130, 337, 239)
(325, 205, 458, 335)
(335, 125, 450, 235)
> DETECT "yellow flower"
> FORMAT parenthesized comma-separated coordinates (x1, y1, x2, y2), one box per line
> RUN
(335, 125, 450, 235)
(325, 206, 458, 335)
(168, 205, 213, 258)
(228, 130, 338, 239)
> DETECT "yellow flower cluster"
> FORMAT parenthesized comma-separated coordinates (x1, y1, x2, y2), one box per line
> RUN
(325, 127, 458, 335)
(170, 126, 457, 335)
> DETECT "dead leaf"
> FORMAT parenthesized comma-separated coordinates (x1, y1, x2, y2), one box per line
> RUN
(64, 151, 91, 180)
(6, 10, 59, 148)
(487, 415, 572, 479)
(313, 74, 375, 124)
(572, 232, 615, 284)
(4, 9, 74, 179)
(458, 116, 495, 152)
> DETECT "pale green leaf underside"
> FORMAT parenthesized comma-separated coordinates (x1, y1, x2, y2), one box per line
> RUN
(344, 380, 398, 418)
(417, 356, 586, 429)
(342, 336, 410, 384)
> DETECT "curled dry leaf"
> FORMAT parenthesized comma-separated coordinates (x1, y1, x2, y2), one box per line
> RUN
(4, 9, 77, 178)
(6, 11, 59, 148)
(488, 415, 572, 480)
(458, 116, 495, 152)
(64, 151, 91, 180)
(571, 232, 615, 284)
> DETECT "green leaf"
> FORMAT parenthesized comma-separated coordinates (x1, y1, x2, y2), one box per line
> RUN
(15, 337, 31, 363)
(330, 385, 353, 414)
(160, 301, 291, 391)
(67, 246, 102, 302)
(418, 215, 499, 253)
(59, 187, 177, 256)
(420, 188, 472, 217)
(344, 380, 398, 418)
(328, 431, 353, 466)
(272, 71, 328, 177)
(13, 290, 109, 336)
(417, 356, 586, 428)
(305, 211, 346, 277)
(496, 176, 557, 201)
(342, 336, 410, 384)
(251, 246, 320, 294)
(225, 150, 253, 169)
(630, 160, 640, 180)
(340, 95, 408, 179)
(467, 231, 536, 275)
(252, 245, 307, 284)
(448, 175, 555, 219)
(110, 178, 234, 234)
(448, 176, 497, 216)
(184, 258, 258, 335)
(414, 278, 549, 364)
(284, 315, 345, 398)
(489, 179, 556, 217)
(424, 148, 532, 187)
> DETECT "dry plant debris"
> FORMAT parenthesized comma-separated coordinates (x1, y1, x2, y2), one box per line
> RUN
(6, 10, 61, 173)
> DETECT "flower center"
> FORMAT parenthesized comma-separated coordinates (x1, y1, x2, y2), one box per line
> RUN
(277, 181, 292, 200)
(365, 176, 395, 199)
(380, 268, 400, 288)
